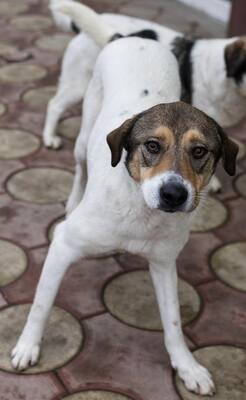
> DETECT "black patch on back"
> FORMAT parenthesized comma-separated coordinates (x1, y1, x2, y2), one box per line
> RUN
(109, 29, 158, 43)
(224, 41, 246, 84)
(171, 36, 196, 104)
(127, 29, 158, 41)
(71, 21, 80, 34)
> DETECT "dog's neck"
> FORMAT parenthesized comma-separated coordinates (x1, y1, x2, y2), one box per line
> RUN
(191, 38, 246, 127)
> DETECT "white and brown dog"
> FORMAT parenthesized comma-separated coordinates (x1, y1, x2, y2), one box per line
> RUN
(43, 0, 246, 151)
(12, 1, 238, 397)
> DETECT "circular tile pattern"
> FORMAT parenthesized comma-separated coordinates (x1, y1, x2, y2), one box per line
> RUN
(235, 173, 246, 197)
(0, 2, 29, 16)
(233, 138, 245, 161)
(35, 34, 71, 52)
(62, 391, 133, 400)
(0, 103, 6, 117)
(0, 129, 40, 159)
(7, 167, 74, 204)
(58, 116, 81, 141)
(23, 86, 56, 110)
(0, 304, 83, 373)
(0, 240, 27, 287)
(0, 42, 16, 57)
(104, 271, 200, 330)
(211, 242, 246, 291)
(10, 15, 53, 31)
(192, 196, 227, 232)
(0, 64, 47, 83)
(176, 346, 246, 399)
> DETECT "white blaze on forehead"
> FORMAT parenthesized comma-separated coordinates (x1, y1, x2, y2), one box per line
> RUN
(141, 171, 193, 210)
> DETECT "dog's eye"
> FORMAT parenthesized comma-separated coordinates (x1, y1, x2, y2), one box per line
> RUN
(192, 146, 208, 159)
(145, 140, 161, 154)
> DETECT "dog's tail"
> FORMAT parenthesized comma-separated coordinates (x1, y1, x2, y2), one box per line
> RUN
(50, 1, 116, 46)
(50, 0, 75, 32)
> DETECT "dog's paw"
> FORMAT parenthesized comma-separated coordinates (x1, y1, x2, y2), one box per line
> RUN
(11, 339, 40, 371)
(209, 176, 222, 193)
(43, 135, 62, 149)
(178, 363, 215, 396)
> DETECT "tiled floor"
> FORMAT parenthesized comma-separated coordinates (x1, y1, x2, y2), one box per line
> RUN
(0, 1, 245, 400)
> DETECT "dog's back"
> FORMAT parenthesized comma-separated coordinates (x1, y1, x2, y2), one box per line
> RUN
(83, 38, 181, 176)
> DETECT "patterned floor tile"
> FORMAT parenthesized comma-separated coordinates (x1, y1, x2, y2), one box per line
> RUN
(191, 196, 228, 232)
(0, 194, 64, 248)
(234, 138, 246, 161)
(176, 346, 246, 399)
(62, 391, 134, 400)
(185, 281, 246, 347)
(0, 64, 47, 84)
(215, 198, 246, 242)
(235, 173, 246, 197)
(0, 128, 40, 159)
(0, 370, 66, 400)
(0, 2, 29, 16)
(178, 232, 222, 285)
(59, 313, 181, 400)
(58, 116, 82, 141)
(0, 239, 27, 287)
(0, 159, 24, 193)
(10, 15, 53, 31)
(104, 270, 200, 330)
(0, 42, 17, 57)
(35, 34, 72, 52)
(23, 86, 56, 111)
(7, 167, 73, 204)
(0, 102, 6, 116)
(211, 242, 246, 291)
(0, 304, 83, 373)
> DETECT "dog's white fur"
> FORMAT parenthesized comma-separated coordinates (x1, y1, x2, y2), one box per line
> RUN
(12, 3, 215, 396)
(43, 0, 246, 151)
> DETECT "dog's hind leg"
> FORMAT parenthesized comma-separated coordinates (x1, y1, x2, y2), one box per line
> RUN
(150, 260, 215, 396)
(66, 70, 103, 215)
(42, 34, 99, 149)
(11, 217, 88, 371)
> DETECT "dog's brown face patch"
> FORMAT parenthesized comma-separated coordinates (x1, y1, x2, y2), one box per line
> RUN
(125, 104, 223, 201)
(107, 102, 238, 209)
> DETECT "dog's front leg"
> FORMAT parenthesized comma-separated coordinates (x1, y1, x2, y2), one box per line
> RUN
(149, 260, 215, 396)
(11, 221, 82, 371)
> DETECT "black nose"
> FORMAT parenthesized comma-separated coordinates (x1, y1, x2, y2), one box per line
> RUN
(160, 182, 188, 209)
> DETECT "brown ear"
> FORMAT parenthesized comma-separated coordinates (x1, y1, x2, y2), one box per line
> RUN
(217, 126, 239, 176)
(106, 114, 140, 167)
(225, 39, 246, 80)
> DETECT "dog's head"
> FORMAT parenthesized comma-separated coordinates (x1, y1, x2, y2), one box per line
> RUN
(107, 102, 238, 213)
(225, 37, 246, 95)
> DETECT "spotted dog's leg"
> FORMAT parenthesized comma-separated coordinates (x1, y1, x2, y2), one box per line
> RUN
(150, 260, 215, 396)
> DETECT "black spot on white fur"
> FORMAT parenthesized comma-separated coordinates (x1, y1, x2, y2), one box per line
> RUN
(141, 89, 149, 96)
(171, 36, 196, 104)
(109, 29, 158, 43)
(71, 21, 80, 34)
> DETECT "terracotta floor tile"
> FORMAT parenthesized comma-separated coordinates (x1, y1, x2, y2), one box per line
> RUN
(0, 370, 66, 400)
(185, 281, 246, 347)
(58, 313, 180, 400)
(0, 194, 64, 248)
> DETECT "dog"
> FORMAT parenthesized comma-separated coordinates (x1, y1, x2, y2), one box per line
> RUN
(43, 0, 246, 152)
(11, 2, 238, 397)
